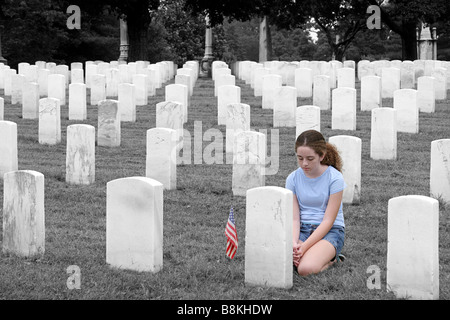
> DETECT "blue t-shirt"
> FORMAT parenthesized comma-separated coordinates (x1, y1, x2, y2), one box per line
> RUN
(285, 166, 346, 227)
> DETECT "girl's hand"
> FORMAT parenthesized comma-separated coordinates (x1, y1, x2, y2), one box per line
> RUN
(293, 241, 303, 267)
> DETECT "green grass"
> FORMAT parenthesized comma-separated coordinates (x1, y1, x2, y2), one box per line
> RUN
(0, 75, 450, 300)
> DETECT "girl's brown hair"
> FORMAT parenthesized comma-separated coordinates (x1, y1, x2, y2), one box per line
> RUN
(295, 130, 343, 172)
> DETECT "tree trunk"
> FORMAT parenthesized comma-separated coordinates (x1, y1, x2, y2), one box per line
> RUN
(125, 3, 151, 62)
(259, 16, 272, 62)
(333, 45, 345, 61)
(401, 21, 418, 61)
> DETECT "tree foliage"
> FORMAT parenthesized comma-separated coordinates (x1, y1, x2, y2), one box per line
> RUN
(0, 0, 120, 68)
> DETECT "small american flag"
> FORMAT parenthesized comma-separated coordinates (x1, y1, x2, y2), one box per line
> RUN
(225, 206, 238, 259)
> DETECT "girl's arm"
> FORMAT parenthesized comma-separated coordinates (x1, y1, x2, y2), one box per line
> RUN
(299, 190, 343, 255)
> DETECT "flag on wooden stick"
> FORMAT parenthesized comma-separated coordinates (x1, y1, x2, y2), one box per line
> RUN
(225, 206, 238, 259)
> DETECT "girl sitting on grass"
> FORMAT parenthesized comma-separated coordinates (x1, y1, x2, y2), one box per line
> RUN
(285, 130, 346, 276)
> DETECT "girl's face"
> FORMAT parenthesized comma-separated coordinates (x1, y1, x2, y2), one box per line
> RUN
(296, 146, 325, 175)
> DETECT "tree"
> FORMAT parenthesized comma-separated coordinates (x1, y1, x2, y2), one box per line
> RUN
(368, 0, 450, 60)
(68, 0, 160, 61)
(271, 27, 316, 61)
(306, 0, 368, 61)
(184, 0, 367, 61)
(0, 0, 120, 67)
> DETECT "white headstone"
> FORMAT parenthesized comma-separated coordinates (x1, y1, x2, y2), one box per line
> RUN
(313, 75, 331, 110)
(337, 67, 355, 88)
(106, 177, 163, 272)
(381, 67, 400, 99)
(85, 64, 98, 88)
(175, 74, 192, 98)
(66, 124, 95, 185)
(48, 74, 66, 106)
(156, 101, 184, 151)
(38, 97, 61, 145)
(22, 82, 39, 119)
(118, 64, 130, 84)
(225, 103, 251, 155)
(393, 89, 419, 133)
(132, 74, 148, 106)
(295, 105, 320, 139)
(331, 87, 357, 130)
(106, 68, 120, 98)
(417, 76, 435, 113)
(0, 121, 18, 179)
(217, 85, 241, 126)
(400, 61, 415, 89)
(273, 86, 297, 127)
(214, 74, 235, 97)
(4, 68, 16, 96)
(430, 139, 450, 204)
(357, 60, 372, 80)
(118, 83, 136, 122)
(295, 68, 313, 98)
(68, 83, 87, 120)
(55, 64, 70, 86)
(11, 74, 26, 105)
(71, 68, 84, 84)
(2, 170, 45, 257)
(431, 67, 447, 100)
(245, 186, 293, 289)
(424, 60, 435, 76)
(343, 60, 355, 69)
(361, 75, 382, 111)
(98, 100, 121, 147)
(232, 131, 265, 196)
(146, 128, 177, 190)
(165, 84, 188, 123)
(262, 74, 282, 110)
(387, 195, 439, 300)
(177, 68, 195, 94)
(38, 68, 50, 97)
(370, 108, 397, 160)
(253, 67, 270, 97)
(329, 135, 361, 204)
(90, 74, 106, 106)
(144, 67, 156, 97)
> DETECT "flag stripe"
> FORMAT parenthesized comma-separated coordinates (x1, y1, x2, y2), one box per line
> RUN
(225, 207, 238, 259)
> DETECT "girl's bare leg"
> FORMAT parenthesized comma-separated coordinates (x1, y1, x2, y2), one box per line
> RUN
(296, 240, 336, 276)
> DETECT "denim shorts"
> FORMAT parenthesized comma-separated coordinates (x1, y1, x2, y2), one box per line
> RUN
(299, 223, 345, 261)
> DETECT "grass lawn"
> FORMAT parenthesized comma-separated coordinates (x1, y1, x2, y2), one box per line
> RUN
(0, 73, 449, 301)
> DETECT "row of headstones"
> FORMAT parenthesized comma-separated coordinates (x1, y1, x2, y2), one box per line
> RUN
(232, 59, 450, 90)
(2, 78, 448, 204)
(214, 78, 438, 132)
(0, 100, 265, 196)
(0, 60, 201, 124)
(219, 100, 450, 203)
(0, 60, 177, 93)
(244, 187, 440, 300)
(0, 80, 190, 124)
(211, 60, 444, 132)
(5, 93, 449, 202)
(1, 171, 440, 299)
(4, 108, 448, 205)
(293, 66, 447, 100)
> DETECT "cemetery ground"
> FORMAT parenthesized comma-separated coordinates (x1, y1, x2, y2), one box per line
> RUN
(0, 76, 450, 300)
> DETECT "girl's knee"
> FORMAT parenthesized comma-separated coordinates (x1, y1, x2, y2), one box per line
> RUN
(297, 262, 321, 276)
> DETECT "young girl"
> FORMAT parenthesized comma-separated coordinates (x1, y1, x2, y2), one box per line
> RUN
(285, 130, 346, 276)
